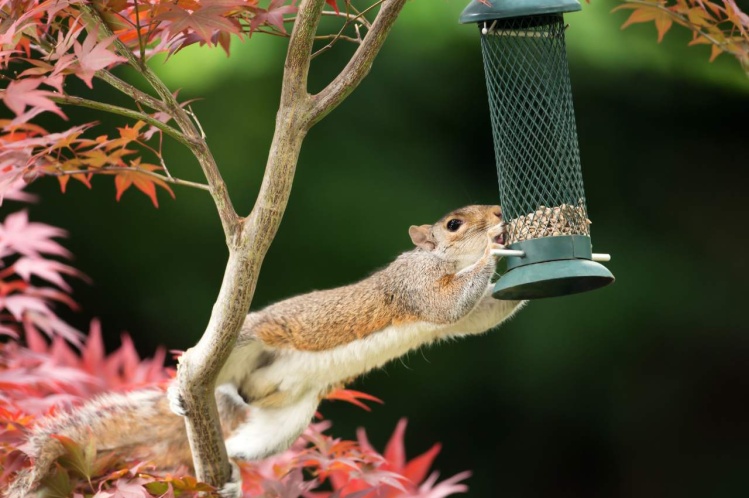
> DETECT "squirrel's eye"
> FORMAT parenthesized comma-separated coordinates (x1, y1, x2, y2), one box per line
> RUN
(446, 219, 463, 232)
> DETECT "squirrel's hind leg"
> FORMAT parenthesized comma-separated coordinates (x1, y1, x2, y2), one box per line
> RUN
(225, 389, 319, 461)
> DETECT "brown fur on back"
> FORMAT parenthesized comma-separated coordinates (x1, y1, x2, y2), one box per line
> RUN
(252, 271, 419, 351)
(250, 205, 504, 351)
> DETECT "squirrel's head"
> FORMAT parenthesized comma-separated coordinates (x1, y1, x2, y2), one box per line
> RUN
(409, 205, 503, 270)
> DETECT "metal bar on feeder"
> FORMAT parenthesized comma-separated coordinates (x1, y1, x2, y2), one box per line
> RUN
(491, 248, 612, 262)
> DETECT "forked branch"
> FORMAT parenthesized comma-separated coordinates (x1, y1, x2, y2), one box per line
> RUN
(175, 0, 327, 489)
(310, 0, 408, 124)
(174, 0, 407, 491)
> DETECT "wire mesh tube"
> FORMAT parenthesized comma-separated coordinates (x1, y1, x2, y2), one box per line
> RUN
(467, 10, 614, 299)
(480, 14, 590, 244)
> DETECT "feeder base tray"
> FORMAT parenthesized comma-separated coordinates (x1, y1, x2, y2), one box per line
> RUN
(493, 258, 614, 300)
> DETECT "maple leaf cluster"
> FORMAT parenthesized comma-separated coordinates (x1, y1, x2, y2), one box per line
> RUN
(0, 0, 312, 206)
(0, 197, 84, 345)
(612, 0, 749, 70)
(0, 188, 470, 497)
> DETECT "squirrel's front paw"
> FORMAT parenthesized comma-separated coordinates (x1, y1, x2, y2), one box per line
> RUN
(167, 383, 187, 417)
(487, 222, 507, 250)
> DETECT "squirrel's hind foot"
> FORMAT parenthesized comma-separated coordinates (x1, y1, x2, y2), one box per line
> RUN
(5, 468, 39, 498)
(216, 461, 243, 498)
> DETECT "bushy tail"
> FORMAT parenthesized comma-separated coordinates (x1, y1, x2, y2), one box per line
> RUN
(5, 387, 190, 497)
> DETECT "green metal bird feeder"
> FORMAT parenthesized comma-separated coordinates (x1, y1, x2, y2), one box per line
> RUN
(460, 0, 615, 300)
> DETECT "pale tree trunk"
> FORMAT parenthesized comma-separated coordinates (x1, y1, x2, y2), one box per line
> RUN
(172, 0, 409, 488)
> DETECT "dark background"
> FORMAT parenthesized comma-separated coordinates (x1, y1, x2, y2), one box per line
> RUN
(7, 0, 749, 496)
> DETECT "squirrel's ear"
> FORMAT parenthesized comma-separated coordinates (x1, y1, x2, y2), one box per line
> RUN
(409, 224, 436, 251)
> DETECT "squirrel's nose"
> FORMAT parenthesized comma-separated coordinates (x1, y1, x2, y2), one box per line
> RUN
(492, 206, 502, 220)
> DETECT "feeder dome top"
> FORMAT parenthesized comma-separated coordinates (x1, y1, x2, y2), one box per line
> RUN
(459, 0, 581, 24)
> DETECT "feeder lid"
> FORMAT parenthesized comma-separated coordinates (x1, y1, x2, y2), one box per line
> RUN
(459, 0, 581, 24)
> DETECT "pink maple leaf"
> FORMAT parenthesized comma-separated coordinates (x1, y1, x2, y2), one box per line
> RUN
(1, 294, 51, 321)
(0, 16, 24, 46)
(322, 419, 471, 498)
(73, 33, 127, 88)
(0, 78, 67, 120)
(23, 309, 84, 346)
(0, 164, 33, 206)
(13, 257, 85, 291)
(95, 477, 151, 498)
(416, 470, 472, 498)
(0, 324, 19, 338)
(0, 210, 70, 259)
(0, 177, 37, 204)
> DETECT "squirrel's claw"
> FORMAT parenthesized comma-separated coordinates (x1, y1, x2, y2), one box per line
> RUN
(167, 383, 188, 417)
(487, 222, 507, 249)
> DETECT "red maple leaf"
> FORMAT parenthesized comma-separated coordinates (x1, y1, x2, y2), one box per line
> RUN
(109, 159, 175, 207)
(155, 0, 240, 44)
(325, 388, 383, 411)
(250, 0, 298, 33)
(325, 0, 339, 15)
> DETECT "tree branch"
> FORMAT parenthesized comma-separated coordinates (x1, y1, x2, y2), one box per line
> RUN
(49, 95, 190, 147)
(95, 70, 169, 114)
(174, 0, 325, 490)
(79, 3, 240, 241)
(279, 0, 326, 108)
(309, 0, 407, 124)
(44, 166, 211, 191)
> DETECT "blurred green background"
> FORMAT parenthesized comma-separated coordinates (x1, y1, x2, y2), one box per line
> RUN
(10, 0, 749, 496)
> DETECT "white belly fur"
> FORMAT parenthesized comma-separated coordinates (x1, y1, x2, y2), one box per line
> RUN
(221, 286, 523, 402)
(268, 320, 439, 392)
(219, 288, 523, 462)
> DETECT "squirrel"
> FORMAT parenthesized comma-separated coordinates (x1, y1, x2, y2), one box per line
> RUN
(7, 204, 525, 497)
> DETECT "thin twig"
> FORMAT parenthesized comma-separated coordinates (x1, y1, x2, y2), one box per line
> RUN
(314, 33, 361, 42)
(310, 0, 385, 58)
(132, 1, 147, 61)
(309, 0, 406, 124)
(285, 9, 373, 29)
(244, 28, 290, 37)
(44, 166, 211, 191)
(187, 105, 207, 140)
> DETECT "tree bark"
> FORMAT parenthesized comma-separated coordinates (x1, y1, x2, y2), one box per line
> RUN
(175, 0, 408, 490)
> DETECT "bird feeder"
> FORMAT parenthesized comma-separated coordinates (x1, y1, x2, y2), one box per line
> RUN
(460, 0, 614, 300)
